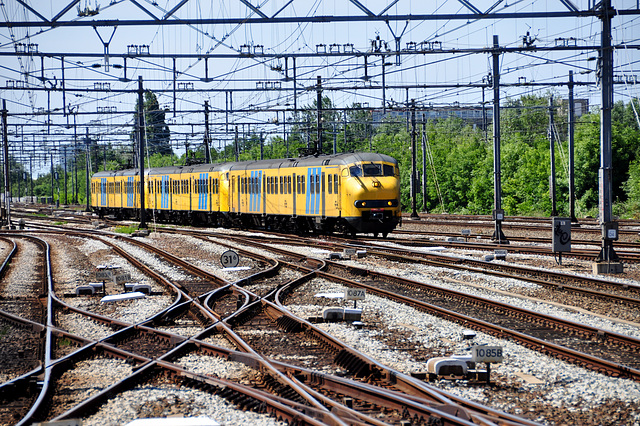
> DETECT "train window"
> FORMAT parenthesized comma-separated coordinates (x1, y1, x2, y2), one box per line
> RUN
(316, 175, 320, 194)
(334, 174, 339, 194)
(310, 175, 314, 194)
(383, 164, 395, 176)
(266, 177, 270, 194)
(301, 176, 305, 194)
(275, 177, 278, 194)
(349, 165, 363, 177)
(363, 162, 382, 176)
(279, 177, 283, 194)
(328, 175, 332, 194)
(296, 176, 301, 194)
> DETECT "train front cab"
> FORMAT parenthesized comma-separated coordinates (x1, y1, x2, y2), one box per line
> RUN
(340, 158, 401, 236)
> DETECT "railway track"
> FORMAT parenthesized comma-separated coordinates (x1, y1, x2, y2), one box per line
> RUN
(187, 231, 640, 380)
(3, 217, 640, 424)
(2, 225, 534, 426)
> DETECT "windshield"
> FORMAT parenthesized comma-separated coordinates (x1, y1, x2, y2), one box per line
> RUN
(350, 162, 396, 177)
(349, 165, 362, 177)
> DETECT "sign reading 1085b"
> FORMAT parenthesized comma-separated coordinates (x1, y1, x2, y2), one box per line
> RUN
(471, 346, 504, 363)
(220, 250, 239, 268)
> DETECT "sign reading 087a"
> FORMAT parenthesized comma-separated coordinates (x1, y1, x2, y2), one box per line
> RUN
(344, 288, 366, 301)
(220, 250, 240, 268)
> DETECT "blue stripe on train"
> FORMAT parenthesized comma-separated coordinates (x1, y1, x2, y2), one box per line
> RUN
(249, 170, 262, 212)
(306, 167, 321, 214)
(161, 176, 169, 209)
(198, 173, 208, 210)
(101, 178, 107, 206)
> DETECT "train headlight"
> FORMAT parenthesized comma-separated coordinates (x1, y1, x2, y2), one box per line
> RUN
(388, 201, 393, 206)
(372, 181, 381, 188)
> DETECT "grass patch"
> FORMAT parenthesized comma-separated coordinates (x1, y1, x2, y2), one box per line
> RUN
(114, 224, 139, 234)
(57, 337, 73, 347)
(53, 221, 68, 225)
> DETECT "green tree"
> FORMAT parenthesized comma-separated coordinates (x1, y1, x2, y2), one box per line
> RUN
(132, 91, 172, 157)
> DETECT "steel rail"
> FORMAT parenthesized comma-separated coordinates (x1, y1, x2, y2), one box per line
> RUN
(0, 236, 17, 281)
(12, 226, 540, 424)
(195, 231, 640, 380)
(184, 231, 540, 426)
(11, 228, 346, 425)
(317, 261, 640, 380)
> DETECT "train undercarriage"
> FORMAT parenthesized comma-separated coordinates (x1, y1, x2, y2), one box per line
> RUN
(95, 207, 399, 237)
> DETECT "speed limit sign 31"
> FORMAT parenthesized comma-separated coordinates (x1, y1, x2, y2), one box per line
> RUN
(220, 250, 240, 268)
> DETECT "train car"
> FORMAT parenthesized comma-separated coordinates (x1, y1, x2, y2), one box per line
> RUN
(91, 152, 401, 236)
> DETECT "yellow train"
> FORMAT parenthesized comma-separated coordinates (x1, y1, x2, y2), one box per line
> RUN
(91, 152, 401, 236)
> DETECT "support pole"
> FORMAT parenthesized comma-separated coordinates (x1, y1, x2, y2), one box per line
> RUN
(594, 0, 621, 272)
(568, 71, 578, 223)
(410, 100, 419, 219)
(64, 147, 68, 205)
(172, 58, 177, 118)
(549, 96, 558, 216)
(382, 60, 387, 115)
(292, 57, 297, 113)
(29, 157, 33, 201)
(332, 123, 337, 155)
(137, 76, 147, 228)
(73, 115, 78, 203)
(85, 128, 90, 212)
(50, 153, 54, 205)
(491, 35, 508, 244)
(316, 76, 323, 155)
(260, 132, 264, 160)
(1, 100, 10, 227)
(343, 109, 347, 153)
(234, 125, 239, 162)
(422, 114, 428, 212)
(204, 100, 211, 163)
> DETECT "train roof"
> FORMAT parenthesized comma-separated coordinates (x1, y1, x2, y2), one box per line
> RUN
(224, 152, 397, 171)
(91, 152, 397, 178)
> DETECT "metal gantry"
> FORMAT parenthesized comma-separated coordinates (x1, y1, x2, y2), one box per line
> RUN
(0, 0, 638, 268)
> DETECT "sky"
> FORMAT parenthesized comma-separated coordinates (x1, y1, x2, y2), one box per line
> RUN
(0, 0, 639, 175)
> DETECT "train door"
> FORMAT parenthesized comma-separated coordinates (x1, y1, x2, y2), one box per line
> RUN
(324, 168, 340, 217)
(130, 177, 137, 209)
(248, 170, 262, 214)
(305, 167, 322, 216)
(100, 178, 107, 207)
(230, 175, 236, 213)
(291, 173, 297, 216)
